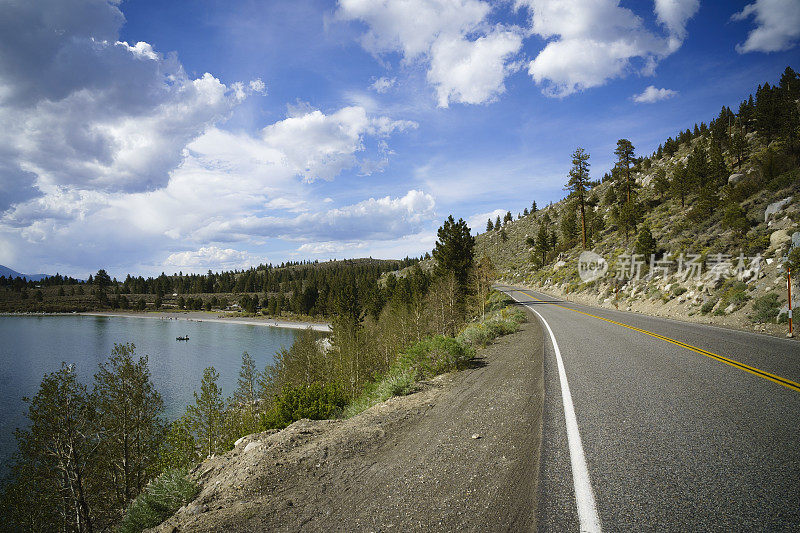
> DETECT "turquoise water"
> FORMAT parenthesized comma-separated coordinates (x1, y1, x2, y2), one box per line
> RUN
(0, 315, 304, 473)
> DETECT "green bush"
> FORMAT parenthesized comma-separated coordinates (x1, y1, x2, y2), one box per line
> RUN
(154, 416, 199, 474)
(400, 335, 476, 378)
(750, 293, 783, 323)
(717, 280, 750, 313)
(672, 285, 687, 296)
(117, 469, 199, 533)
(485, 290, 510, 313)
(263, 383, 347, 429)
(700, 298, 717, 314)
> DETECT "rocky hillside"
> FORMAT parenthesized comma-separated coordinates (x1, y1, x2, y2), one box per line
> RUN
(476, 68, 800, 338)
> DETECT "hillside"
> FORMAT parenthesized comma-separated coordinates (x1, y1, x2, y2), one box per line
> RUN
(476, 67, 800, 338)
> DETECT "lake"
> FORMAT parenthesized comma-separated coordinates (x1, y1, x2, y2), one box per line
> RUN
(0, 315, 307, 474)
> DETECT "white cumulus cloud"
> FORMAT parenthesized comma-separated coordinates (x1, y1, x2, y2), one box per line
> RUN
(428, 28, 523, 107)
(0, 0, 265, 199)
(370, 76, 396, 93)
(339, 0, 523, 107)
(196, 190, 436, 243)
(165, 246, 261, 271)
(260, 106, 416, 182)
(731, 0, 800, 53)
(632, 85, 678, 103)
(517, 0, 698, 97)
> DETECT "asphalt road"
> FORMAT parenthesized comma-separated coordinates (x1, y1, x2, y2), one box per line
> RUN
(500, 285, 800, 532)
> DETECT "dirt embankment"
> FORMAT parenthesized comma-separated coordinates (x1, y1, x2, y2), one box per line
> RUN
(149, 310, 545, 532)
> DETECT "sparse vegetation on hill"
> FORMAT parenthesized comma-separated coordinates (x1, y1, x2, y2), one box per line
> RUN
(476, 66, 800, 335)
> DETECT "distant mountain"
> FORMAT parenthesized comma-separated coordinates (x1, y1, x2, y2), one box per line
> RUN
(0, 265, 50, 281)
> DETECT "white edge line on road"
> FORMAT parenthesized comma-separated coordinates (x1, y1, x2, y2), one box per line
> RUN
(509, 289, 602, 533)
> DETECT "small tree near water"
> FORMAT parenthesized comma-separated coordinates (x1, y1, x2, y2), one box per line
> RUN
(186, 367, 225, 457)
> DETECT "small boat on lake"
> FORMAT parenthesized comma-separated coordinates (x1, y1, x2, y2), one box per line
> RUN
(176, 336, 189, 341)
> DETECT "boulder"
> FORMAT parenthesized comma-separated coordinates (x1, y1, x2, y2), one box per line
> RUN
(764, 196, 793, 222)
(553, 260, 567, 270)
(243, 441, 262, 453)
(727, 173, 745, 185)
(725, 303, 736, 314)
(770, 229, 791, 248)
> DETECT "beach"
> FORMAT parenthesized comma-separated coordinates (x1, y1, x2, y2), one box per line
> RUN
(77, 311, 331, 332)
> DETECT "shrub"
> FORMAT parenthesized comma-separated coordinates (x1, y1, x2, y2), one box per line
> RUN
(400, 335, 475, 378)
(700, 299, 717, 314)
(750, 293, 782, 323)
(672, 285, 687, 296)
(154, 416, 199, 474)
(718, 280, 750, 312)
(117, 469, 199, 533)
(343, 365, 417, 418)
(344, 299, 525, 418)
(485, 290, 510, 313)
(263, 383, 347, 429)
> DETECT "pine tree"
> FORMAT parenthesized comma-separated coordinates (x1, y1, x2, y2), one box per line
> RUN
(560, 206, 578, 247)
(614, 139, 636, 203)
(671, 161, 690, 208)
(495, 215, 501, 229)
(653, 167, 670, 201)
(535, 223, 550, 264)
(13, 363, 97, 532)
(232, 352, 259, 435)
(432, 215, 475, 297)
(186, 367, 225, 457)
(722, 203, 750, 242)
(566, 147, 590, 248)
(634, 224, 656, 260)
(486, 219, 494, 232)
(93, 343, 163, 514)
(731, 126, 748, 170)
(531, 200, 538, 212)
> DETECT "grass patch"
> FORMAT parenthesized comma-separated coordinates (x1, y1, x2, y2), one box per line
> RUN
(117, 469, 199, 533)
(750, 293, 783, 323)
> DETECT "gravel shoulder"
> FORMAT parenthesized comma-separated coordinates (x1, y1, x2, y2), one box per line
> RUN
(150, 310, 544, 532)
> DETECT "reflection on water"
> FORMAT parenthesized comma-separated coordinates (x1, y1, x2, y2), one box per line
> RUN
(0, 315, 307, 473)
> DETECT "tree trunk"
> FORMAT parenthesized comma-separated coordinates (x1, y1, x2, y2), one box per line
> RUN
(579, 198, 587, 248)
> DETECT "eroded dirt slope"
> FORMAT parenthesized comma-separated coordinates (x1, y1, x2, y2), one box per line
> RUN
(150, 311, 544, 532)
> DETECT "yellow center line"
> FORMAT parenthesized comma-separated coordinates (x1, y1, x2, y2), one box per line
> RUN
(515, 288, 800, 394)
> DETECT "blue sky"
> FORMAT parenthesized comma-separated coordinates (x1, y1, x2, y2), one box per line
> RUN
(0, 0, 799, 278)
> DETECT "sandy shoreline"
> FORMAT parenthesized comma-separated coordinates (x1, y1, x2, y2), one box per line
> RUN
(3, 311, 331, 332)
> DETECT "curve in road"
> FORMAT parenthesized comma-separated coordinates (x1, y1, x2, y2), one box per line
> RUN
(502, 285, 800, 532)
